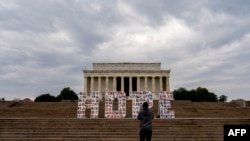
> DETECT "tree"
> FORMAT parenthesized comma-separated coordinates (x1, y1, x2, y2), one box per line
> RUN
(34, 94, 57, 102)
(173, 88, 189, 100)
(57, 87, 78, 101)
(194, 87, 218, 102)
(173, 87, 220, 102)
(219, 95, 227, 102)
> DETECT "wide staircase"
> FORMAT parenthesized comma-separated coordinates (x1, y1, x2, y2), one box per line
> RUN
(1, 118, 250, 141)
(1, 100, 250, 140)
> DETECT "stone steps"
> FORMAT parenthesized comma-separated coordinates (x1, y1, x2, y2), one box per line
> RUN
(1, 100, 250, 140)
(2, 100, 250, 118)
(1, 118, 250, 141)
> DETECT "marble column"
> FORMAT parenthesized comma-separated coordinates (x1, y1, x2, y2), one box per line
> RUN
(106, 76, 109, 91)
(90, 76, 94, 92)
(159, 76, 163, 91)
(121, 77, 124, 92)
(113, 76, 116, 91)
(152, 76, 155, 93)
(144, 77, 148, 91)
(137, 77, 140, 92)
(98, 76, 101, 93)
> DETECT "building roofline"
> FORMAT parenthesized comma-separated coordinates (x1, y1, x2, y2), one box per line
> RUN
(83, 70, 171, 73)
(93, 62, 161, 64)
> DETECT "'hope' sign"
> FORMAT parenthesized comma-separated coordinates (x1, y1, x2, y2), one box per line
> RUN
(77, 91, 174, 119)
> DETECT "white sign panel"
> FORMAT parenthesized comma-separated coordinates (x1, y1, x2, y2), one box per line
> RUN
(132, 91, 153, 119)
(105, 92, 126, 118)
(77, 92, 99, 118)
(159, 91, 175, 118)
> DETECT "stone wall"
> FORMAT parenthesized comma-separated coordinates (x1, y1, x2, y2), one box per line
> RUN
(93, 62, 161, 71)
(231, 99, 246, 107)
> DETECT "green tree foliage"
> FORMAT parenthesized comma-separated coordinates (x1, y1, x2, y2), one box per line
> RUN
(219, 95, 227, 102)
(57, 87, 78, 101)
(34, 94, 57, 102)
(173, 87, 219, 102)
(35, 87, 78, 102)
(172, 88, 189, 100)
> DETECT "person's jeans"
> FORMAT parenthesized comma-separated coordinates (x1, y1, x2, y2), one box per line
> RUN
(140, 129, 152, 141)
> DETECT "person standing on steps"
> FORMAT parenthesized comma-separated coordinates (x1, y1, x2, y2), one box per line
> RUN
(137, 102, 154, 141)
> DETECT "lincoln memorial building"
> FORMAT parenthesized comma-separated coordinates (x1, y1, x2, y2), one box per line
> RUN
(83, 62, 171, 99)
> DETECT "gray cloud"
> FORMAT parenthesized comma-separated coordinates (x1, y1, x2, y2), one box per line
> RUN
(0, 0, 250, 101)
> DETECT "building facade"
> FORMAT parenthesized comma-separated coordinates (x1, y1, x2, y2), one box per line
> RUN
(83, 62, 171, 99)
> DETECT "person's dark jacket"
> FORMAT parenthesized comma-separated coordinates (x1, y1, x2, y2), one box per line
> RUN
(137, 108, 154, 131)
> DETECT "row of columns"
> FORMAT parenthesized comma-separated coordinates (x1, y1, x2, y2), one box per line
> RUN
(84, 76, 170, 93)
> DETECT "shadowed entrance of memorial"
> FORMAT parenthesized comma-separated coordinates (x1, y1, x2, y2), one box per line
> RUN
(124, 77, 129, 96)
(116, 77, 121, 91)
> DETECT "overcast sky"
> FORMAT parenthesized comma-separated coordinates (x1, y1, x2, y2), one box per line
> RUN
(0, 0, 250, 101)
